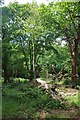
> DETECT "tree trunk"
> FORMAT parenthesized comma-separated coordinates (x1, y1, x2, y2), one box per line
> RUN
(29, 64, 34, 81)
(71, 37, 78, 81)
(3, 67, 10, 83)
(32, 41, 36, 80)
(72, 52, 77, 81)
(29, 40, 36, 81)
(65, 31, 78, 81)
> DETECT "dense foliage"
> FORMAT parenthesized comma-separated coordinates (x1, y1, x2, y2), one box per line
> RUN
(2, 2, 80, 82)
(1, 1, 80, 119)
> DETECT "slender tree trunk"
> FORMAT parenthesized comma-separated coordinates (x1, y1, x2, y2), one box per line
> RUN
(30, 64, 34, 81)
(32, 41, 36, 80)
(29, 40, 36, 81)
(29, 47, 33, 81)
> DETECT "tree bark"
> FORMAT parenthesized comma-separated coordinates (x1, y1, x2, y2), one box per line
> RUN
(72, 38, 78, 81)
(32, 41, 36, 80)
(29, 40, 36, 81)
(72, 51, 77, 81)
(65, 31, 78, 81)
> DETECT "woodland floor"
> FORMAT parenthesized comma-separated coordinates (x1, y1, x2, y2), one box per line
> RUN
(2, 78, 80, 120)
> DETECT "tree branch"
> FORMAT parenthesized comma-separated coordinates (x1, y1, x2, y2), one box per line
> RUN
(68, 10, 78, 35)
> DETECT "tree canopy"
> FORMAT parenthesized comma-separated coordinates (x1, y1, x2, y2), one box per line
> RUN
(2, 1, 80, 82)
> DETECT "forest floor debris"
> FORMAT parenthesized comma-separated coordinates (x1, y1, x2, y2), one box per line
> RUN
(2, 80, 80, 119)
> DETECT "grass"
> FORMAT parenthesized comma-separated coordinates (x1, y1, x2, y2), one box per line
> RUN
(2, 79, 80, 119)
(65, 92, 79, 106)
